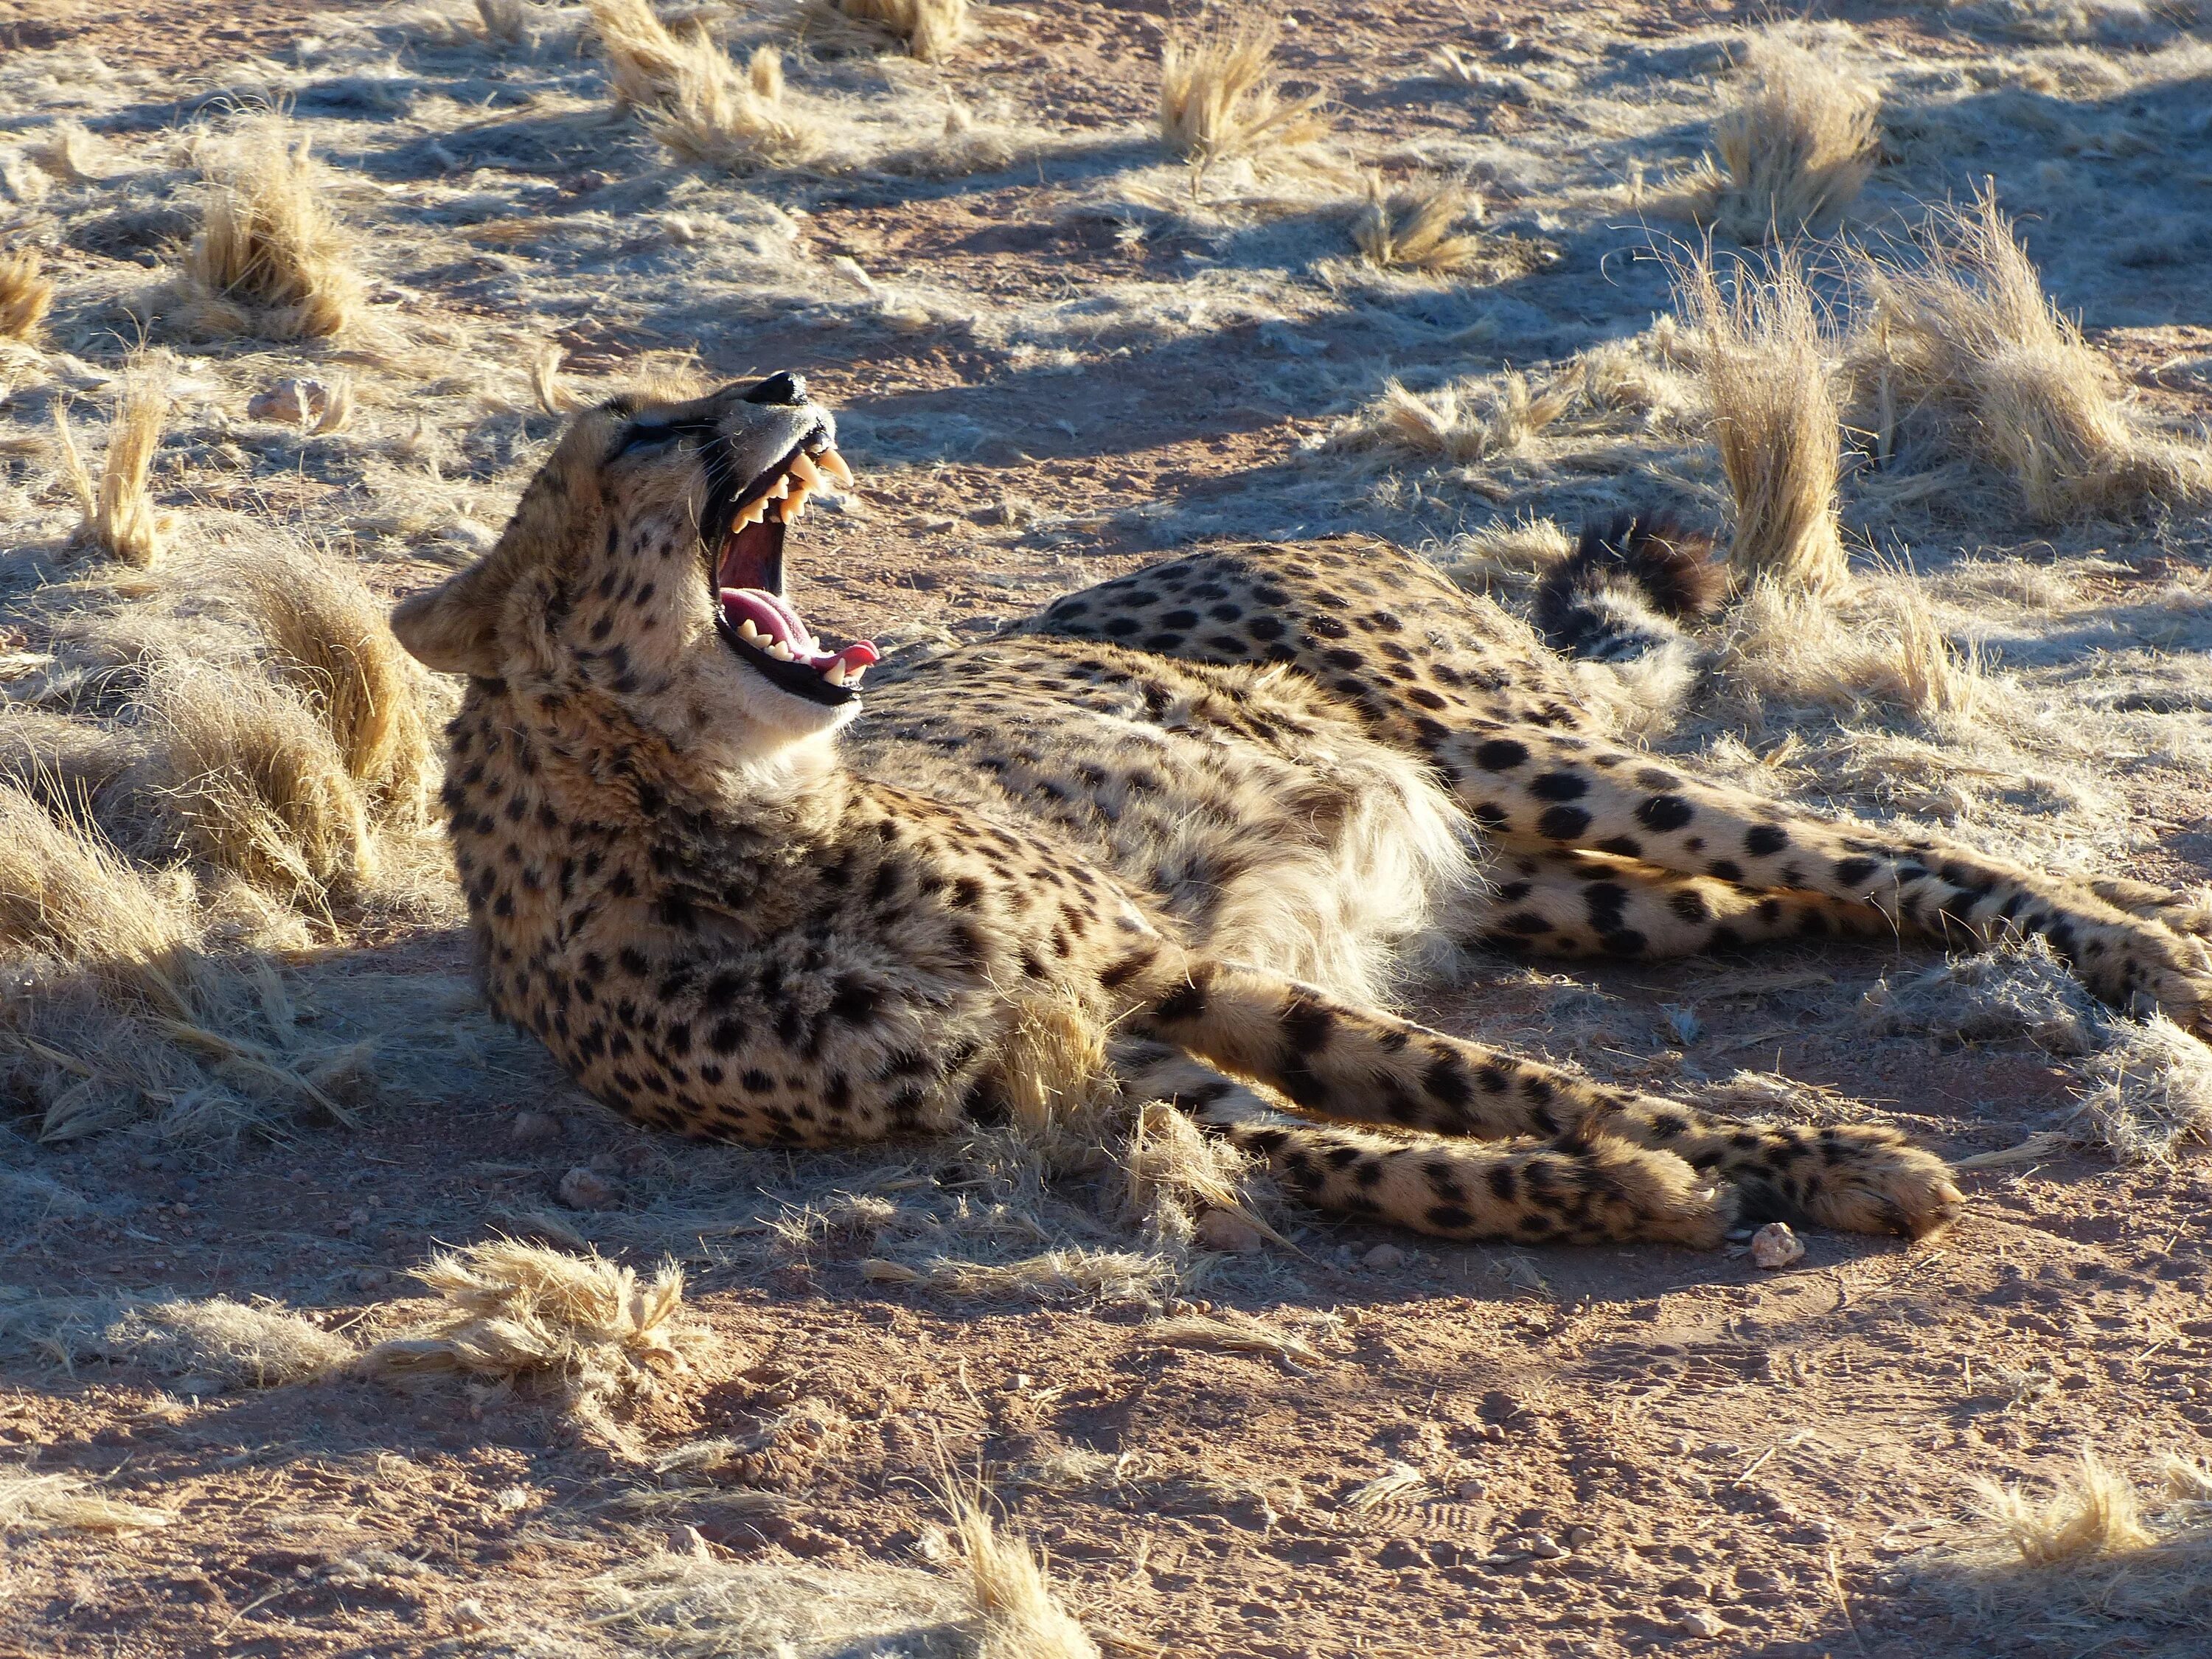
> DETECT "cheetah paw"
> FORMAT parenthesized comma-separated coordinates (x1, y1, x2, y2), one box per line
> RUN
(1741, 1126, 1964, 1239)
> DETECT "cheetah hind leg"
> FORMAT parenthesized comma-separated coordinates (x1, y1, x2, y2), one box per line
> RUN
(1111, 1039, 1734, 1248)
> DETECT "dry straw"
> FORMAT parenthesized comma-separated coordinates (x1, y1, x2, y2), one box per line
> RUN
(0, 1470, 171, 1536)
(0, 248, 54, 343)
(1678, 246, 1850, 593)
(175, 117, 364, 341)
(1678, 36, 1879, 243)
(361, 1240, 692, 1422)
(52, 355, 172, 567)
(587, 0, 694, 108)
(1159, 15, 1327, 170)
(1853, 188, 2212, 521)
(830, 0, 970, 63)
(1351, 174, 1486, 274)
(643, 43, 830, 172)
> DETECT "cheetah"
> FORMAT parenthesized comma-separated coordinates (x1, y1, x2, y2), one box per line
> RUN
(390, 374, 2212, 1251)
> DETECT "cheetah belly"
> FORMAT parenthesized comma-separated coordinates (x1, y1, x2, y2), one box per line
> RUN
(851, 641, 1480, 1007)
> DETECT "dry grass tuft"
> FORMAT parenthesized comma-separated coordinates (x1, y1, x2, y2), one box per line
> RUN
(1852, 189, 2212, 521)
(1714, 577, 1984, 728)
(1159, 15, 1328, 170)
(361, 1240, 691, 1416)
(185, 542, 433, 817)
(99, 1296, 354, 1387)
(532, 343, 582, 414)
(0, 779, 196, 1011)
(642, 42, 830, 172)
(1141, 1310, 1321, 1367)
(1351, 173, 1487, 274)
(474, 0, 529, 45)
(2069, 1012, 2212, 1165)
(151, 659, 375, 905)
(1676, 36, 1879, 243)
(1349, 374, 1578, 466)
(0, 1469, 171, 1535)
(30, 119, 104, 184)
(1976, 1454, 2153, 1565)
(831, 0, 970, 63)
(588, 0, 688, 108)
(1678, 248, 1849, 593)
(53, 355, 173, 568)
(0, 248, 55, 343)
(947, 1489, 1100, 1659)
(175, 117, 364, 341)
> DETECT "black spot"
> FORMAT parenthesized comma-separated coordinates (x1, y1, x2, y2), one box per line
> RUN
(1708, 859, 1744, 882)
(1635, 795, 1694, 832)
(1531, 771, 1589, 802)
(1745, 824, 1792, 857)
(1536, 806, 1592, 841)
(1474, 738, 1530, 771)
(1833, 855, 1880, 888)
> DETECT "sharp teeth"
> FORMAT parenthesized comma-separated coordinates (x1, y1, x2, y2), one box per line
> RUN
(845, 662, 866, 685)
(817, 448, 855, 486)
(768, 476, 791, 498)
(824, 661, 849, 686)
(736, 498, 768, 526)
(779, 482, 812, 522)
(738, 619, 762, 641)
(769, 640, 795, 661)
(787, 452, 822, 487)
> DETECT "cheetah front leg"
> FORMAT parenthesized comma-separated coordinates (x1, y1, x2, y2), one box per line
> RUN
(1452, 733, 2212, 1024)
(1111, 1038, 1733, 1247)
(1115, 953, 1963, 1238)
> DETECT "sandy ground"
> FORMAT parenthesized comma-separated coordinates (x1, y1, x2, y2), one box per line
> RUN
(4, 2, 2212, 1656)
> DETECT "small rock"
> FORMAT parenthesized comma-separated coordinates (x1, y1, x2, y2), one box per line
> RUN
(1363, 1243, 1408, 1270)
(1193, 1209, 1267, 1253)
(247, 377, 333, 426)
(1750, 1222, 1806, 1269)
(1454, 1477, 1489, 1500)
(451, 1599, 490, 1632)
(1679, 1608, 1723, 1638)
(1564, 1523, 1596, 1547)
(509, 1109, 560, 1144)
(667, 1525, 712, 1560)
(1528, 1531, 1565, 1559)
(557, 1166, 622, 1210)
(1377, 1538, 1425, 1568)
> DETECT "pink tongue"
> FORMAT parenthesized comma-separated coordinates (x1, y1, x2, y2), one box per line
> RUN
(720, 588, 879, 674)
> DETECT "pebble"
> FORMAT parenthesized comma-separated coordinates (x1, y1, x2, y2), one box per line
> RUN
(1363, 1243, 1407, 1270)
(1194, 1210, 1267, 1253)
(1750, 1222, 1806, 1269)
(557, 1166, 622, 1210)
(509, 1109, 560, 1144)
(1527, 1531, 1565, 1559)
(451, 1599, 490, 1632)
(1455, 1478, 1489, 1500)
(1678, 1609, 1723, 1638)
(247, 377, 335, 427)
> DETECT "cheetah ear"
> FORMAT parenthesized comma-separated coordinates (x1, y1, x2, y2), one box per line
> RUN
(390, 562, 504, 677)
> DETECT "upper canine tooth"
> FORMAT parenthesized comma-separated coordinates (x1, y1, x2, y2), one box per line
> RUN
(787, 452, 822, 487)
(817, 449, 855, 486)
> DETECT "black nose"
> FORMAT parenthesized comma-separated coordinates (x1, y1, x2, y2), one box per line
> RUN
(742, 371, 807, 407)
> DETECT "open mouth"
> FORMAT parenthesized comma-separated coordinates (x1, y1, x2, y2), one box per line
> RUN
(707, 434, 877, 707)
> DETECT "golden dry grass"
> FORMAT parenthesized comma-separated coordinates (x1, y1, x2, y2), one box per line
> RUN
(858, 1248, 1174, 1305)
(474, 0, 529, 46)
(191, 542, 434, 818)
(947, 1489, 1101, 1659)
(832, 0, 970, 63)
(0, 779, 196, 1009)
(1351, 174, 1487, 274)
(1976, 1453, 2154, 1565)
(2069, 1012, 2212, 1165)
(1853, 189, 2212, 521)
(29, 119, 103, 184)
(587, 0, 693, 109)
(151, 660, 375, 905)
(641, 43, 830, 173)
(0, 1470, 172, 1536)
(1141, 1310, 1321, 1366)
(1679, 247, 1850, 593)
(1677, 36, 1880, 243)
(0, 248, 54, 344)
(175, 118, 363, 341)
(83, 1295, 355, 1386)
(1159, 15, 1328, 169)
(52, 355, 172, 568)
(361, 1241, 692, 1422)
(1714, 577, 1984, 728)
(1353, 372, 1578, 465)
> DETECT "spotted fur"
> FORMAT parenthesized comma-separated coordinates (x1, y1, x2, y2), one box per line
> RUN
(392, 378, 2212, 1251)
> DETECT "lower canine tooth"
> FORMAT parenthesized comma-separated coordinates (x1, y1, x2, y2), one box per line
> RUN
(824, 661, 849, 686)
(845, 663, 866, 685)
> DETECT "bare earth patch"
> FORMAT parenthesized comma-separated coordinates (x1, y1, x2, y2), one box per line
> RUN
(4, 2, 2212, 1657)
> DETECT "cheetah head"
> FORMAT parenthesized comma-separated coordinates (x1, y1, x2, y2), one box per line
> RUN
(390, 372, 875, 757)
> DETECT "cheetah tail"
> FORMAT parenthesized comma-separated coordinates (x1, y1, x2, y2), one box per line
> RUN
(1532, 512, 1725, 664)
